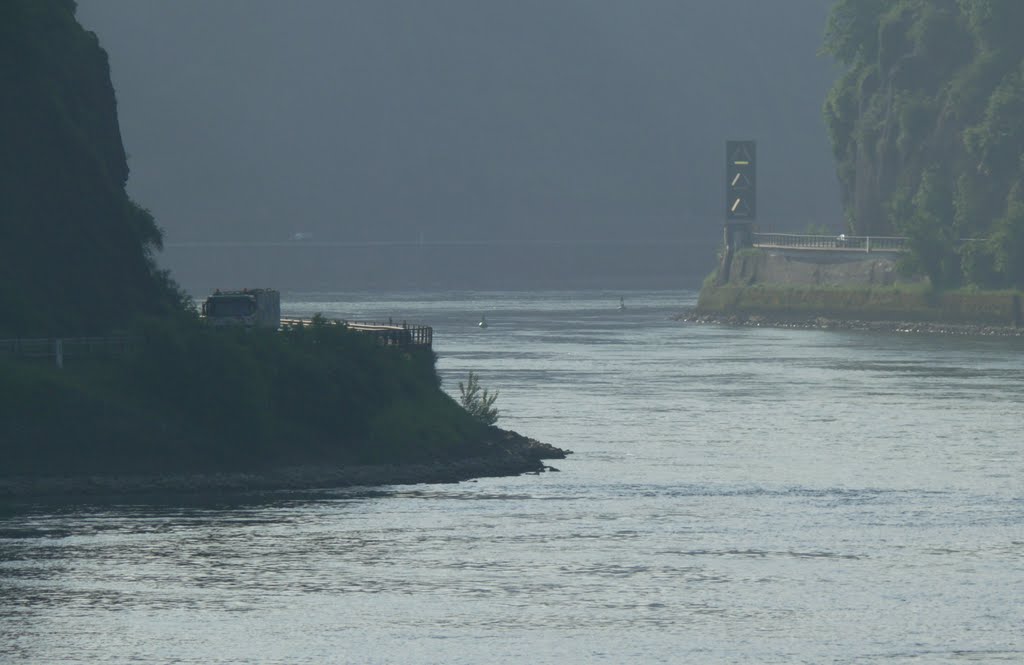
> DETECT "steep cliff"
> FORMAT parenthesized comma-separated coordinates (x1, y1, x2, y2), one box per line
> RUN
(0, 0, 184, 335)
(822, 0, 1024, 288)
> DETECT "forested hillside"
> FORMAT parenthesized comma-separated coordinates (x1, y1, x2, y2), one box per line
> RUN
(823, 0, 1024, 288)
(0, 0, 185, 336)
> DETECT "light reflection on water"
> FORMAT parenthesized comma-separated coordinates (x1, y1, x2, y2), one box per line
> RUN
(2, 289, 1023, 664)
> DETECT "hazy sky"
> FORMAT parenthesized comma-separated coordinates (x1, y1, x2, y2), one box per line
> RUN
(76, 0, 842, 246)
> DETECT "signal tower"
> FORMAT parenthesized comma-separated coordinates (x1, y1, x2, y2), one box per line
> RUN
(725, 140, 756, 249)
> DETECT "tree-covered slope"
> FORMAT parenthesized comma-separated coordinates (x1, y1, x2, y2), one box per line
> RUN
(823, 0, 1024, 288)
(0, 0, 184, 336)
(0, 321, 500, 475)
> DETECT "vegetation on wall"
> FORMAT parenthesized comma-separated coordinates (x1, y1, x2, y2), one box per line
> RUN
(822, 0, 1024, 288)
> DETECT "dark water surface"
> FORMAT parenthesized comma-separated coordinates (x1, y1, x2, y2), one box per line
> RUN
(2, 290, 1022, 663)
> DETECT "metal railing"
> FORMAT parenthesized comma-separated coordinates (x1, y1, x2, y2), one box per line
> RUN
(0, 336, 137, 368)
(0, 319, 433, 369)
(280, 318, 433, 350)
(752, 233, 908, 253)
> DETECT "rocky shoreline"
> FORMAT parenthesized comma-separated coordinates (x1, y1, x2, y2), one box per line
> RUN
(0, 429, 570, 499)
(676, 309, 1024, 337)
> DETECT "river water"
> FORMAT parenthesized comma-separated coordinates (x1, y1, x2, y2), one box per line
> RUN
(2, 289, 1022, 664)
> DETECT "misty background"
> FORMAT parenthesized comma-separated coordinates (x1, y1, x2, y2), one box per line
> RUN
(76, 0, 841, 291)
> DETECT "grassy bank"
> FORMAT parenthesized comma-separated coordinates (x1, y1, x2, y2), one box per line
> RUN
(697, 281, 1023, 327)
(1, 318, 499, 476)
(700, 252, 1024, 325)
(698, 246, 1023, 327)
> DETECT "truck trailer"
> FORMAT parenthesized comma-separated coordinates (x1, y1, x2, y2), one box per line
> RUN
(201, 289, 281, 328)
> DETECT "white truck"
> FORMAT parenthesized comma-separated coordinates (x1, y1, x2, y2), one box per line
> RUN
(201, 289, 281, 329)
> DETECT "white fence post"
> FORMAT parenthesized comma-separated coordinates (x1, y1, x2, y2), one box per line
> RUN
(54, 338, 63, 369)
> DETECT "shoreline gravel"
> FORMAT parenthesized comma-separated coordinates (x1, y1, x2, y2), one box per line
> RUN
(0, 430, 570, 499)
(676, 310, 1024, 336)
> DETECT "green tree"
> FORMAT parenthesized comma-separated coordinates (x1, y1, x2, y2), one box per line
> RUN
(894, 168, 961, 287)
(822, 0, 1024, 288)
(458, 371, 499, 426)
(822, 0, 887, 66)
(990, 198, 1024, 286)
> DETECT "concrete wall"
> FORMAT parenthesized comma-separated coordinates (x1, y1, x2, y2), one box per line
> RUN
(698, 248, 1022, 326)
(726, 248, 923, 288)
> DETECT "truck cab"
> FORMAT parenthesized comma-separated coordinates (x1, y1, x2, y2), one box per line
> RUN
(201, 289, 281, 328)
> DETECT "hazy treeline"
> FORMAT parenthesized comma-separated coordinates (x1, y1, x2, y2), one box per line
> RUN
(823, 0, 1024, 288)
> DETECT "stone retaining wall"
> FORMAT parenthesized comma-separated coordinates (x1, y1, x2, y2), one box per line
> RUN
(728, 248, 923, 288)
(698, 248, 1022, 327)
